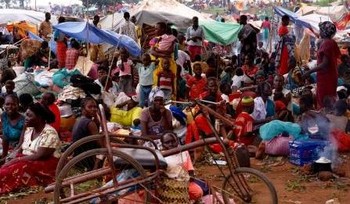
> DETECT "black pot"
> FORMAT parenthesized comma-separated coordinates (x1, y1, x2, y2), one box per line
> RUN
(312, 161, 332, 173)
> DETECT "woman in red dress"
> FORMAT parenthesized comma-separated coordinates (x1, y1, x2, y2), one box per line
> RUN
(275, 15, 295, 75)
(303, 21, 340, 108)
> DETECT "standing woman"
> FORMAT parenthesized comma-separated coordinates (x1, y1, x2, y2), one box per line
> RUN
(260, 17, 271, 48)
(303, 21, 341, 109)
(275, 15, 295, 75)
(0, 103, 60, 195)
(0, 94, 25, 159)
(150, 22, 178, 94)
(54, 16, 67, 68)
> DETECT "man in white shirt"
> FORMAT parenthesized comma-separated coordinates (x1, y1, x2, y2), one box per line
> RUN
(119, 12, 138, 43)
(186, 16, 205, 61)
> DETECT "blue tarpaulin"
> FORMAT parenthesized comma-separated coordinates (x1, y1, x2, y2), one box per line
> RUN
(54, 22, 141, 56)
(27, 31, 57, 55)
(274, 6, 312, 30)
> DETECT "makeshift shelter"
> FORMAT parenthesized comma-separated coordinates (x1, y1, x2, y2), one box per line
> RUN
(200, 21, 242, 45)
(6, 21, 37, 38)
(0, 9, 58, 26)
(298, 14, 331, 32)
(274, 6, 313, 30)
(54, 21, 141, 56)
(101, 0, 213, 31)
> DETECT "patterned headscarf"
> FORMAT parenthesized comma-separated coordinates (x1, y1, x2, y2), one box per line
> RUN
(319, 21, 337, 39)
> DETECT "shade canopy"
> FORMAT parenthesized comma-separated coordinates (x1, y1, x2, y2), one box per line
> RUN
(54, 22, 141, 56)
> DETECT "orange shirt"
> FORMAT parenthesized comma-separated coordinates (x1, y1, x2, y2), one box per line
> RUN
(187, 76, 207, 100)
(242, 65, 258, 78)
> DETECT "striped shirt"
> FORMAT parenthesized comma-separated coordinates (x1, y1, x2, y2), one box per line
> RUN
(158, 71, 174, 91)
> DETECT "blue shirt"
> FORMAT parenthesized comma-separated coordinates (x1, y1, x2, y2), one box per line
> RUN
(1, 112, 25, 142)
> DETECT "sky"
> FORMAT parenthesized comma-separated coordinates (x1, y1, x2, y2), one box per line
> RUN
(29, 0, 83, 7)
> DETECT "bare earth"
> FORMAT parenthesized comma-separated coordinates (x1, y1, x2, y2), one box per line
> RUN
(1, 153, 350, 204)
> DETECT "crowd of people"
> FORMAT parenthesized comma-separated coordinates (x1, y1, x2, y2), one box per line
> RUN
(0, 8, 350, 202)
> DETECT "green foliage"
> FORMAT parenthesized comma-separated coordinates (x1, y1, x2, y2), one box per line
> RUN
(81, 0, 122, 7)
(315, 0, 337, 7)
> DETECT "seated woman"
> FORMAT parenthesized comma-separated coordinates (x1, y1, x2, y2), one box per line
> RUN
(26, 41, 56, 70)
(72, 97, 100, 169)
(140, 88, 173, 150)
(1, 94, 25, 159)
(298, 94, 330, 140)
(0, 103, 60, 195)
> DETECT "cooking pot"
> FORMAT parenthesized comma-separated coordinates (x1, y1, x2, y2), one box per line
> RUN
(312, 157, 332, 173)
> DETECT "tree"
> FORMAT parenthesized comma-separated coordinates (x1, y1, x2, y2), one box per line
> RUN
(0, 0, 11, 8)
(81, 0, 120, 7)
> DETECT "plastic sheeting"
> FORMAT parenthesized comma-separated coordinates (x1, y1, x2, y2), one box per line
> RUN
(274, 6, 312, 30)
(27, 31, 57, 55)
(200, 21, 242, 45)
(54, 22, 141, 56)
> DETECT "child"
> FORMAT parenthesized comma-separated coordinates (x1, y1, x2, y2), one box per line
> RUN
(187, 63, 207, 100)
(231, 67, 244, 89)
(1, 80, 16, 98)
(234, 96, 256, 145)
(157, 58, 175, 101)
(257, 41, 266, 56)
(220, 66, 234, 86)
(116, 48, 134, 95)
(176, 65, 187, 101)
(137, 53, 157, 107)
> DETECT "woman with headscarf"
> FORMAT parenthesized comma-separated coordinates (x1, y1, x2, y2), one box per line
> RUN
(275, 15, 295, 75)
(140, 88, 173, 149)
(303, 21, 341, 109)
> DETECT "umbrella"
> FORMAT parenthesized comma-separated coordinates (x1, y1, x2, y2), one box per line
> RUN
(54, 22, 141, 56)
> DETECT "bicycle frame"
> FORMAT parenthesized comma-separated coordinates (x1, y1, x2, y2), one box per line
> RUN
(47, 101, 267, 203)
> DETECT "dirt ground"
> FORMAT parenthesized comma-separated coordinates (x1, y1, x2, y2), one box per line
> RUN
(1, 153, 350, 204)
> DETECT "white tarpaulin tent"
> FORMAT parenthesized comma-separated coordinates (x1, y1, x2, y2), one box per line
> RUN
(299, 14, 331, 31)
(100, 0, 213, 31)
(0, 9, 58, 25)
(296, 5, 347, 21)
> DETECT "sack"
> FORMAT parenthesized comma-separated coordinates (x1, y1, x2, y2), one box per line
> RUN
(13, 72, 41, 96)
(70, 74, 101, 95)
(265, 135, 291, 156)
(234, 145, 250, 167)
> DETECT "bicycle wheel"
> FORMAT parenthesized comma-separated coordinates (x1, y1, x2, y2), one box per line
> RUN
(222, 167, 278, 204)
(54, 148, 152, 204)
(56, 134, 125, 176)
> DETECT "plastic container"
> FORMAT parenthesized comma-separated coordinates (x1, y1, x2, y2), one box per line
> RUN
(289, 139, 330, 166)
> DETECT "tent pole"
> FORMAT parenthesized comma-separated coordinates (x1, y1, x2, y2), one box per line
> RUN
(48, 45, 51, 69)
(112, 12, 114, 30)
